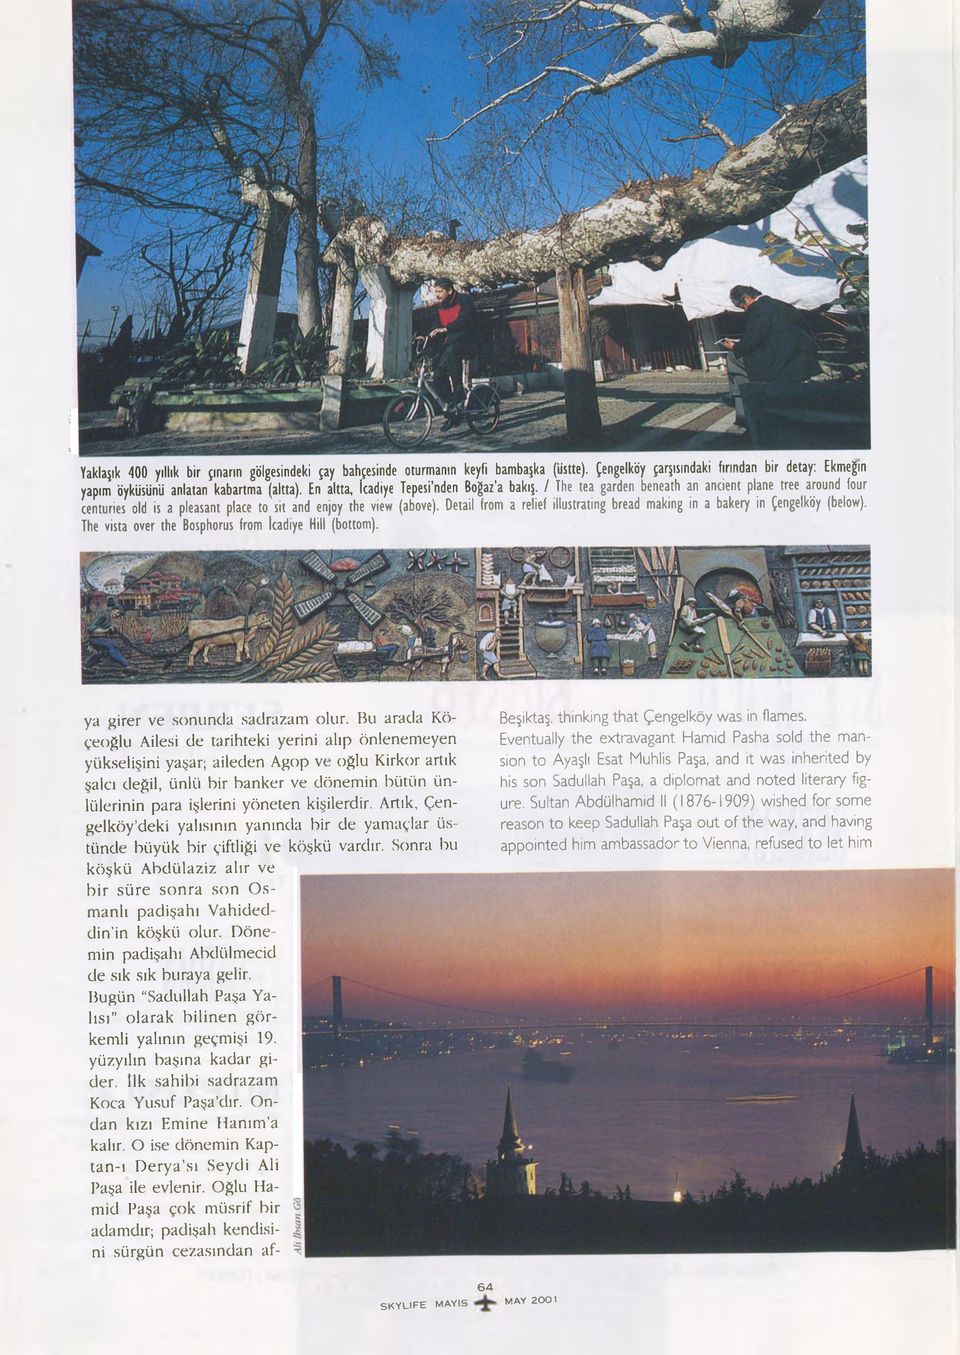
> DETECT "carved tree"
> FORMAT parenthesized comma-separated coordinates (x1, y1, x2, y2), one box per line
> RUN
(380, 576, 470, 642)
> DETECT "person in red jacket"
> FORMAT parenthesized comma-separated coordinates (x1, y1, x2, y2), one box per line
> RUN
(428, 278, 480, 428)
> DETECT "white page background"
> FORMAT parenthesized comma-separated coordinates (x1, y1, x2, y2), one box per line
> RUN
(1, 2, 955, 1351)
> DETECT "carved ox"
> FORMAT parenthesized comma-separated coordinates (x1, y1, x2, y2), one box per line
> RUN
(186, 612, 270, 668)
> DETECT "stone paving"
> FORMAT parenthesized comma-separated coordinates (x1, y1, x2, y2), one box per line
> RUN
(79, 372, 745, 458)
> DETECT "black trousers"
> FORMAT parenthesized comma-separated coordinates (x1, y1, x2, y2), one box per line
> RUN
(433, 345, 473, 406)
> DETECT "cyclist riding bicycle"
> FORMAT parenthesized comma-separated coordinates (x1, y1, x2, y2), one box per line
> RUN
(428, 278, 480, 429)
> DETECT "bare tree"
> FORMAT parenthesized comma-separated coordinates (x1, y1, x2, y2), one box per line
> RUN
(139, 223, 249, 340)
(75, 0, 432, 335)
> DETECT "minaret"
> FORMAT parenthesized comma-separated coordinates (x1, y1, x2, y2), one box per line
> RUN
(485, 1088, 537, 1197)
(838, 1091, 865, 1172)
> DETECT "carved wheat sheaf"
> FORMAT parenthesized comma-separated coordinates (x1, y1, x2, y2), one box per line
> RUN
(253, 577, 339, 682)
(265, 649, 339, 684)
(256, 573, 296, 665)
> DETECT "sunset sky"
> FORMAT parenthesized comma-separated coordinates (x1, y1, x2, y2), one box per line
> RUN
(301, 870, 955, 1025)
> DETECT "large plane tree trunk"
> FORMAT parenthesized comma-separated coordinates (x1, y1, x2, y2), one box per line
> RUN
(327, 246, 357, 378)
(291, 91, 322, 336)
(277, 43, 324, 338)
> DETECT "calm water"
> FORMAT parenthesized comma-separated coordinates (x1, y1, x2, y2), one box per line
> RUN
(303, 1035, 954, 1199)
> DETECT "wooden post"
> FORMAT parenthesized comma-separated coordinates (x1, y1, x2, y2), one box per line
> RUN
(556, 265, 603, 444)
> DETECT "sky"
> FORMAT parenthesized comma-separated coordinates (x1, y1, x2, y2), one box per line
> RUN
(300, 869, 955, 1025)
(74, 0, 866, 341)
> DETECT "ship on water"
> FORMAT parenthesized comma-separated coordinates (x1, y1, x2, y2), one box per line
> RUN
(522, 1048, 575, 1082)
(888, 1039, 954, 1066)
(725, 1094, 799, 1104)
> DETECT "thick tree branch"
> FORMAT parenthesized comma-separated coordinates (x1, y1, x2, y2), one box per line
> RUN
(339, 77, 866, 285)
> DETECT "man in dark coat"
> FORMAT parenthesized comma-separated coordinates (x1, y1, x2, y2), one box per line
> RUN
(720, 285, 821, 389)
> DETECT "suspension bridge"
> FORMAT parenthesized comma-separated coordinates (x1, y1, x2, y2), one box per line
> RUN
(302, 965, 954, 1058)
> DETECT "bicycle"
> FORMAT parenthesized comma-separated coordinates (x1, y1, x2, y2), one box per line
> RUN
(382, 334, 501, 448)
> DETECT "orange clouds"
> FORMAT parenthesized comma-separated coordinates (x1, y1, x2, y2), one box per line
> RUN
(301, 870, 955, 1021)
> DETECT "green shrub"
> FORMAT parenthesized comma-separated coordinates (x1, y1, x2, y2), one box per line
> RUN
(252, 325, 329, 383)
(157, 329, 241, 384)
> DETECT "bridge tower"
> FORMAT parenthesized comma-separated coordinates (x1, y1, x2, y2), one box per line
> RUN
(332, 975, 344, 1066)
(925, 965, 934, 1050)
(485, 1088, 537, 1197)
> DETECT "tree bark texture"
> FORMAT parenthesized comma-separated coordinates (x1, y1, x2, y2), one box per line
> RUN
(237, 195, 292, 373)
(327, 247, 358, 378)
(287, 78, 323, 336)
(556, 265, 603, 444)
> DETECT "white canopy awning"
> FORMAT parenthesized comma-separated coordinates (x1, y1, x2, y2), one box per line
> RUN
(591, 157, 867, 320)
